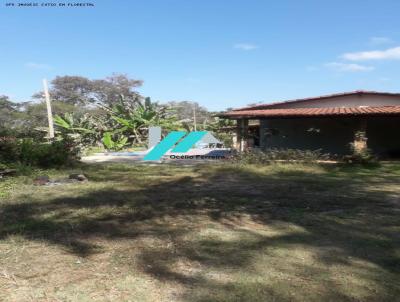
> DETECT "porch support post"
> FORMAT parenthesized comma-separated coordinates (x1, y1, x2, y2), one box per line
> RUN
(236, 119, 248, 152)
(234, 119, 241, 151)
(353, 118, 368, 153)
(259, 119, 267, 150)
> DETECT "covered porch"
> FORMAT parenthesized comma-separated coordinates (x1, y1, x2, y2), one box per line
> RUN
(225, 109, 400, 158)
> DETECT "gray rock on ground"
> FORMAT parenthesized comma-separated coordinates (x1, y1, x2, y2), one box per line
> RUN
(68, 173, 88, 182)
(32, 174, 88, 186)
(33, 175, 50, 186)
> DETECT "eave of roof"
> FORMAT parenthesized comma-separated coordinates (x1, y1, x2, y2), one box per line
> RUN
(220, 106, 400, 119)
(232, 90, 400, 111)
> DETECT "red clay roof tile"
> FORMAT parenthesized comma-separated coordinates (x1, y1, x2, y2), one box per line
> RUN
(221, 106, 400, 118)
(232, 91, 400, 111)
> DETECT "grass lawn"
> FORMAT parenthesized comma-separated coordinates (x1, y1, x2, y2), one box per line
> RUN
(0, 162, 399, 301)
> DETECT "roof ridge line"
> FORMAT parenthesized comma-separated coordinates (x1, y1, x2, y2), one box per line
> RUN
(233, 91, 400, 111)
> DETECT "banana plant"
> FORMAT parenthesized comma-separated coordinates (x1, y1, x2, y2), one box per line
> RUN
(53, 113, 99, 147)
(103, 96, 183, 144)
(54, 113, 96, 134)
(102, 132, 128, 151)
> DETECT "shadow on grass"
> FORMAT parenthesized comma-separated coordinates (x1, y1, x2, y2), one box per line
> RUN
(0, 163, 399, 300)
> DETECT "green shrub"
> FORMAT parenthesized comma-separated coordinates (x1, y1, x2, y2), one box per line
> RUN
(342, 148, 377, 164)
(0, 136, 19, 162)
(0, 137, 79, 168)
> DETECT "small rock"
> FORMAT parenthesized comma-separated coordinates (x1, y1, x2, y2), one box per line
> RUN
(69, 173, 88, 182)
(33, 175, 50, 186)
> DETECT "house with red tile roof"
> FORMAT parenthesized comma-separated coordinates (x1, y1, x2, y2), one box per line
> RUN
(220, 91, 400, 157)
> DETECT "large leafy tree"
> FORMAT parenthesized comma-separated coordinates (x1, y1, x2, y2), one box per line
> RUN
(32, 76, 93, 106)
(91, 74, 143, 106)
(33, 74, 143, 107)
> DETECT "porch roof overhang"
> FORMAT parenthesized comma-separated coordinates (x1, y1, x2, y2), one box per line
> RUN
(219, 106, 400, 119)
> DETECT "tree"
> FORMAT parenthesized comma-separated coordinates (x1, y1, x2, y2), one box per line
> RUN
(0, 95, 21, 132)
(91, 74, 143, 106)
(32, 74, 143, 107)
(165, 101, 212, 130)
(32, 76, 94, 106)
(0, 95, 18, 111)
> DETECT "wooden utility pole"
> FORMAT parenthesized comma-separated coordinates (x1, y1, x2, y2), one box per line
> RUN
(43, 79, 55, 139)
